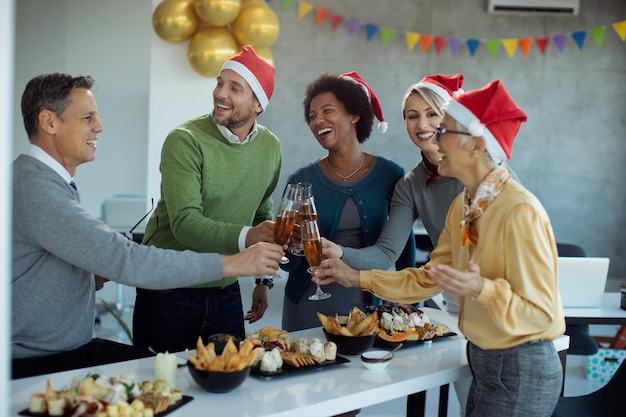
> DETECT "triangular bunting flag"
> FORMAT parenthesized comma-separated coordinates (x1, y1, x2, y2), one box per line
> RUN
(365, 23, 379, 41)
(535, 37, 549, 54)
(381, 28, 396, 45)
(485, 39, 500, 57)
(347, 18, 361, 34)
(434, 37, 447, 54)
(589, 26, 605, 47)
(281, 0, 295, 12)
(298, 2, 313, 19)
(502, 38, 518, 58)
(420, 34, 434, 53)
(612, 20, 626, 41)
(553, 34, 567, 53)
(518, 38, 532, 57)
(406, 32, 420, 52)
(448, 38, 462, 56)
(572, 31, 586, 50)
(316, 9, 330, 27)
(330, 13, 343, 31)
(467, 39, 480, 57)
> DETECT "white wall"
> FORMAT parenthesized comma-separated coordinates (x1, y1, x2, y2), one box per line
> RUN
(2, 0, 14, 408)
(147, 0, 216, 208)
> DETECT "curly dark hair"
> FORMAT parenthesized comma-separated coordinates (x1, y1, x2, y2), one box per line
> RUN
(302, 73, 374, 143)
(21, 73, 96, 141)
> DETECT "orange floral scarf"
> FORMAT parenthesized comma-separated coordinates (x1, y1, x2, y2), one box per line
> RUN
(460, 164, 512, 253)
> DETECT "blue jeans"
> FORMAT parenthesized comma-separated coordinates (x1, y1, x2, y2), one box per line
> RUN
(133, 282, 245, 353)
(466, 340, 562, 417)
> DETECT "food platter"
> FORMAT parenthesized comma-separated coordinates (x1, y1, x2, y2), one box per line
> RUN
(251, 355, 350, 379)
(19, 395, 194, 417)
(375, 331, 457, 349)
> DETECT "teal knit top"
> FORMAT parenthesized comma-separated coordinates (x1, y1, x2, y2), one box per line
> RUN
(143, 114, 282, 288)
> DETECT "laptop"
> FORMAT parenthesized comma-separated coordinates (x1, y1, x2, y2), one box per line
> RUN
(558, 257, 610, 308)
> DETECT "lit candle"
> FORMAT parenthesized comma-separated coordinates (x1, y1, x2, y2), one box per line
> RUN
(155, 352, 177, 388)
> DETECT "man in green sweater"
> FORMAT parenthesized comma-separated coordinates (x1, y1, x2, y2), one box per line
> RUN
(133, 46, 283, 353)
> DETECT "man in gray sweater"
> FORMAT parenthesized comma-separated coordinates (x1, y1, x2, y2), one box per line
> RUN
(11, 73, 284, 379)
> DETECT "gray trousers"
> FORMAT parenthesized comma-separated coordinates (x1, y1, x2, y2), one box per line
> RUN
(466, 340, 562, 417)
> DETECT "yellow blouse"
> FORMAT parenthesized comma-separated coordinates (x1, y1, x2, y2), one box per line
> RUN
(360, 180, 565, 350)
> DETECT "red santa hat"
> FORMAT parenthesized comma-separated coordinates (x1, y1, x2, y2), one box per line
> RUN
(416, 73, 464, 102)
(340, 71, 388, 133)
(443, 80, 527, 162)
(221, 45, 275, 111)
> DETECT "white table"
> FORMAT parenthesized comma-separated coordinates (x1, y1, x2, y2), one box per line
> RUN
(11, 308, 470, 417)
(564, 292, 626, 325)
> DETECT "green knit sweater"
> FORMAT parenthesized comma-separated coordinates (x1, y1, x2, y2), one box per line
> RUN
(143, 114, 282, 288)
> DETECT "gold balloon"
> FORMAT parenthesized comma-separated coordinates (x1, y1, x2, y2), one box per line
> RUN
(193, 0, 241, 27)
(187, 27, 239, 77)
(254, 46, 274, 67)
(240, 0, 267, 8)
(231, 5, 280, 48)
(152, 0, 201, 43)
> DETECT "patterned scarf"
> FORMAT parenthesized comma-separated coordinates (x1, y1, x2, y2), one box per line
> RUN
(421, 152, 439, 187)
(460, 164, 511, 252)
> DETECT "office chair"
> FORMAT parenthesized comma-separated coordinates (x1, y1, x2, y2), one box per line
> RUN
(557, 242, 599, 356)
(551, 359, 625, 417)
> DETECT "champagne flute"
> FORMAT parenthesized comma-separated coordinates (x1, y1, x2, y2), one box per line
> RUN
(290, 182, 317, 256)
(301, 220, 331, 301)
(273, 184, 299, 265)
(255, 184, 297, 280)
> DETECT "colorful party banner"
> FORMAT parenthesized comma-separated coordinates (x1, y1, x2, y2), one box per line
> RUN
(381, 27, 396, 45)
(572, 30, 586, 50)
(502, 39, 518, 58)
(316, 8, 329, 26)
(589, 26, 605, 46)
(297, 2, 312, 19)
(406, 32, 420, 52)
(330, 13, 343, 31)
(272, 1, 626, 59)
(518, 38, 532, 57)
(365, 23, 378, 41)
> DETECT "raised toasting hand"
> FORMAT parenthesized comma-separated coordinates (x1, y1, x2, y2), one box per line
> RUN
(221, 242, 284, 278)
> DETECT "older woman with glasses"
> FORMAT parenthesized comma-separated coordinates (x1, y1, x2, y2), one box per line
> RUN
(314, 80, 565, 417)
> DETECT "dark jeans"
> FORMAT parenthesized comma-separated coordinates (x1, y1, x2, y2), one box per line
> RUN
(133, 282, 245, 353)
(12, 338, 153, 380)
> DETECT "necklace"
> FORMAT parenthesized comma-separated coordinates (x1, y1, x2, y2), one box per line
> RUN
(325, 152, 365, 182)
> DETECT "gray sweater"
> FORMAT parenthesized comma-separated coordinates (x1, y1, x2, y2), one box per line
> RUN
(12, 155, 224, 358)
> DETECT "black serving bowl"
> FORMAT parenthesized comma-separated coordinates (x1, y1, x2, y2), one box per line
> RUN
(187, 363, 251, 393)
(207, 333, 241, 355)
(323, 329, 377, 356)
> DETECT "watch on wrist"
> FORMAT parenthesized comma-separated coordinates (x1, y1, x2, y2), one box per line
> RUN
(255, 278, 274, 290)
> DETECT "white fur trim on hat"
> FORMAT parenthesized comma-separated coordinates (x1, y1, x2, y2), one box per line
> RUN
(417, 82, 452, 102)
(443, 100, 508, 163)
(221, 60, 270, 111)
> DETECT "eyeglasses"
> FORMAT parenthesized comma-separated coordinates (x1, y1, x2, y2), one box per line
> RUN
(435, 127, 474, 143)
(124, 198, 155, 242)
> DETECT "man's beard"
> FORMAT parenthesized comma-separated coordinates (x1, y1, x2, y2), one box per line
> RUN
(213, 103, 257, 130)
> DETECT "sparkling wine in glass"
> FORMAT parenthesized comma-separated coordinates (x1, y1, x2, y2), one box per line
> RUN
(274, 184, 299, 264)
(301, 220, 331, 301)
(291, 182, 317, 256)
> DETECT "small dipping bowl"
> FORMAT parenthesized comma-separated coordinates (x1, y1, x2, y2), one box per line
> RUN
(360, 350, 393, 371)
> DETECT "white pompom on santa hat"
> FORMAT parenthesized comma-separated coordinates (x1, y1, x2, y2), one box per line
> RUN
(340, 71, 388, 133)
(443, 80, 527, 163)
(220, 45, 275, 111)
